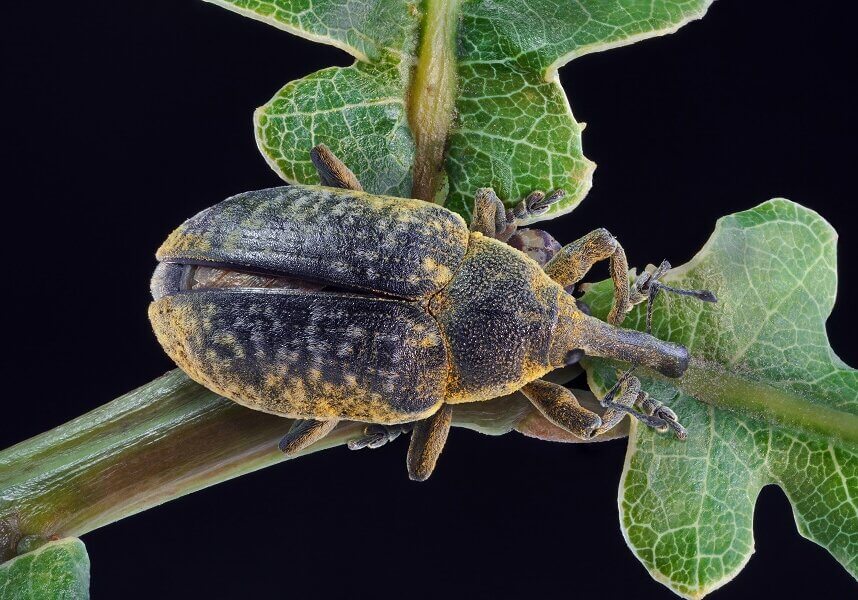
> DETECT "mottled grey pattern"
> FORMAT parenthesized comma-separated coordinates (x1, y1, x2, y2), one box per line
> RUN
(153, 288, 447, 422)
(157, 185, 469, 299)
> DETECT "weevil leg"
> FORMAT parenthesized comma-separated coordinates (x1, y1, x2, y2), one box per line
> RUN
(508, 189, 566, 224)
(596, 369, 687, 439)
(470, 188, 509, 238)
(470, 188, 565, 242)
(635, 387, 687, 440)
(591, 373, 639, 437)
(310, 144, 364, 191)
(520, 379, 602, 439)
(632, 260, 718, 334)
(543, 228, 633, 326)
(522, 375, 686, 440)
(348, 423, 413, 451)
(406, 405, 453, 481)
(279, 418, 340, 456)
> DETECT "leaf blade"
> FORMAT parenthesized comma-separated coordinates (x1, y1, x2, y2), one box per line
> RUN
(0, 539, 90, 600)
(583, 199, 858, 597)
(207, 0, 715, 213)
(254, 54, 415, 196)
(203, 0, 418, 60)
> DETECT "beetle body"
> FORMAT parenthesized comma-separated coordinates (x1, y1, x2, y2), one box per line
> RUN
(150, 185, 688, 427)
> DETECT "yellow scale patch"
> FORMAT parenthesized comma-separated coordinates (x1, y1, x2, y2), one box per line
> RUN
(150, 294, 445, 425)
(158, 229, 212, 259)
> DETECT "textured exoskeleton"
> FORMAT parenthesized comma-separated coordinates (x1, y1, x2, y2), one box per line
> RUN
(150, 146, 713, 480)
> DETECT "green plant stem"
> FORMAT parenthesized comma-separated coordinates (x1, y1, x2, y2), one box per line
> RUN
(681, 360, 858, 445)
(0, 370, 323, 562)
(0, 367, 600, 564)
(408, 0, 460, 201)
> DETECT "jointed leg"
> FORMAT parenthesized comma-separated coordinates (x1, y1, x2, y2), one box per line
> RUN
(470, 188, 565, 242)
(470, 188, 509, 239)
(521, 375, 687, 440)
(349, 408, 452, 481)
(633, 260, 717, 334)
(310, 143, 363, 191)
(406, 405, 453, 481)
(521, 379, 602, 439)
(508, 189, 566, 225)
(348, 423, 412, 450)
(590, 375, 637, 437)
(279, 418, 340, 456)
(597, 369, 687, 439)
(544, 228, 632, 325)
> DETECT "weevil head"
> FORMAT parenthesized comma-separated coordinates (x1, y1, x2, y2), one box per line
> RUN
(551, 293, 690, 378)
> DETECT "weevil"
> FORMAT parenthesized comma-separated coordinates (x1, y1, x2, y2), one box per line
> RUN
(149, 145, 715, 480)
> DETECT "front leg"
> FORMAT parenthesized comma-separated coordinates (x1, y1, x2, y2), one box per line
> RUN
(520, 380, 602, 439)
(470, 188, 565, 241)
(542, 231, 717, 330)
(521, 376, 687, 441)
(544, 229, 633, 325)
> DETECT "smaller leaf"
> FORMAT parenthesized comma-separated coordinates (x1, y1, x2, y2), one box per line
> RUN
(0, 538, 90, 600)
(207, 0, 714, 215)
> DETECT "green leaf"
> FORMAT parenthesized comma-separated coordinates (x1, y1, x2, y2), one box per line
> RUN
(0, 539, 89, 600)
(582, 199, 858, 598)
(204, 0, 714, 215)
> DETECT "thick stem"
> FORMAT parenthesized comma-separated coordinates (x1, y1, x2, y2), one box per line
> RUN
(0, 366, 594, 563)
(408, 0, 460, 202)
(0, 370, 337, 562)
(681, 360, 858, 446)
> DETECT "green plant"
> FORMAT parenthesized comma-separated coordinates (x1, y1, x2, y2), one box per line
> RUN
(583, 199, 858, 596)
(1, 1, 855, 598)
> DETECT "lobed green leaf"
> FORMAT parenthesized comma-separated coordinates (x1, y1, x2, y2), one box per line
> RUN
(0, 539, 89, 600)
(205, 0, 713, 216)
(583, 199, 858, 598)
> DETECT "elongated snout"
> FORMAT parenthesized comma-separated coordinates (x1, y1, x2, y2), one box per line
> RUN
(579, 316, 689, 378)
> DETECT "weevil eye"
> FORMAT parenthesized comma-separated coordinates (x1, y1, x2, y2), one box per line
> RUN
(564, 349, 585, 365)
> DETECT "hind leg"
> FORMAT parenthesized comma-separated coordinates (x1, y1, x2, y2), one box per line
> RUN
(279, 419, 341, 456)
(406, 405, 453, 481)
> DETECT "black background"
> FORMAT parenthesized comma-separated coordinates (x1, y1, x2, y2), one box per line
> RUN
(2, 1, 857, 598)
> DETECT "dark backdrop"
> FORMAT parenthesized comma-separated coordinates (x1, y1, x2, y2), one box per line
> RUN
(2, 1, 856, 598)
